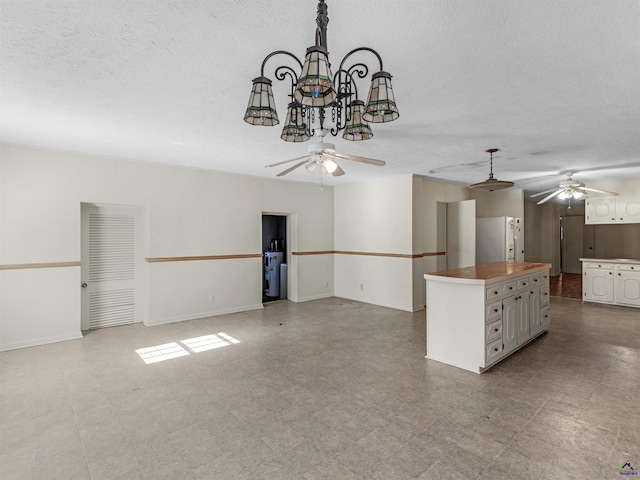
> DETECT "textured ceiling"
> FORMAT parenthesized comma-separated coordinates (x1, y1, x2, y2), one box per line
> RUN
(1, 0, 639, 196)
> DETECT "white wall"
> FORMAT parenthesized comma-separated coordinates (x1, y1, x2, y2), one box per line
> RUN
(0, 144, 334, 351)
(334, 175, 414, 311)
(334, 174, 482, 312)
(412, 175, 473, 309)
(472, 188, 525, 219)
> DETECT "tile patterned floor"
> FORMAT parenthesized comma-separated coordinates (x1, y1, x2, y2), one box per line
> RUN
(1, 297, 639, 480)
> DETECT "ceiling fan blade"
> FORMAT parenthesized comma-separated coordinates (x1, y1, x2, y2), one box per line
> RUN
(530, 187, 561, 198)
(537, 189, 563, 205)
(266, 155, 311, 168)
(331, 164, 345, 176)
(579, 186, 619, 196)
(330, 152, 386, 166)
(277, 160, 308, 177)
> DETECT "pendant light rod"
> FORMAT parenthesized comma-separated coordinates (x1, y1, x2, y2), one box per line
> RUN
(315, 0, 329, 50)
(486, 148, 498, 180)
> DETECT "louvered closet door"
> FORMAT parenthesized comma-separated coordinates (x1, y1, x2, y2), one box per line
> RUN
(81, 204, 144, 330)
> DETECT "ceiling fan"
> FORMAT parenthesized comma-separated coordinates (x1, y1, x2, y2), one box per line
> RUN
(265, 130, 385, 180)
(530, 172, 618, 205)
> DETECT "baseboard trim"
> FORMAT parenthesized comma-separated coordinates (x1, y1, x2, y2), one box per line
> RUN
(146, 304, 265, 326)
(0, 332, 84, 352)
(291, 293, 334, 303)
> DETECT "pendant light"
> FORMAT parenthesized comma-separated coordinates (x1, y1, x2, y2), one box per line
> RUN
(469, 148, 515, 191)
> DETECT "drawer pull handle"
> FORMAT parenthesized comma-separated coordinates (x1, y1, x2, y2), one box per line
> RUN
(494, 328, 499, 332)
(494, 347, 499, 352)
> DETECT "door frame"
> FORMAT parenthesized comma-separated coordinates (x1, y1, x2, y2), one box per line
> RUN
(261, 211, 297, 302)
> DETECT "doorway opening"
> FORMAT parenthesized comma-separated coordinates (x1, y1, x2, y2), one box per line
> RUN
(262, 215, 287, 303)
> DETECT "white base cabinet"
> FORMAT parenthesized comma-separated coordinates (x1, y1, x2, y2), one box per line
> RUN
(425, 263, 551, 374)
(581, 259, 640, 308)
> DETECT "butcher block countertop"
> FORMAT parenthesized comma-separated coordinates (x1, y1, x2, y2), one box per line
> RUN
(424, 261, 552, 286)
(579, 258, 640, 265)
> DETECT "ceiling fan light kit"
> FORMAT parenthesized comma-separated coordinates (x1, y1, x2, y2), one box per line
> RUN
(243, 0, 399, 146)
(531, 173, 619, 205)
(469, 149, 515, 191)
(264, 129, 385, 178)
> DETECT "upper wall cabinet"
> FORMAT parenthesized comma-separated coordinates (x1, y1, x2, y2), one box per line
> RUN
(586, 196, 640, 224)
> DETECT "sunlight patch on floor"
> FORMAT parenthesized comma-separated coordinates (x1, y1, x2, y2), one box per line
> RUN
(136, 333, 241, 364)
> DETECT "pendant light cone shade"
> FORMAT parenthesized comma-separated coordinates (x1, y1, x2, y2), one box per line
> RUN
(281, 103, 311, 142)
(469, 148, 515, 191)
(294, 46, 337, 107)
(244, 77, 279, 126)
(363, 71, 399, 123)
(342, 100, 373, 141)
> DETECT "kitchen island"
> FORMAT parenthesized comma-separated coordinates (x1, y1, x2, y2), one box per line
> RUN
(424, 262, 551, 373)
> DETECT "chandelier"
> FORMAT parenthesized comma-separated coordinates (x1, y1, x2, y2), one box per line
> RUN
(243, 0, 399, 142)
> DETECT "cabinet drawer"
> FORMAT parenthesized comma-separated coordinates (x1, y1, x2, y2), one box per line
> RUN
(530, 273, 541, 286)
(486, 301, 502, 322)
(541, 306, 550, 329)
(503, 281, 517, 296)
(584, 263, 614, 270)
(486, 285, 504, 301)
(540, 285, 550, 306)
(486, 320, 502, 343)
(516, 277, 530, 291)
(616, 264, 640, 272)
(486, 339, 503, 364)
(539, 271, 550, 285)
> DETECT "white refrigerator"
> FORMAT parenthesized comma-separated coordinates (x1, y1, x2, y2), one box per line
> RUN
(476, 217, 524, 265)
(264, 252, 284, 297)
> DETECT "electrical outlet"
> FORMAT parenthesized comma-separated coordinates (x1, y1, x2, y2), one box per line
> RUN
(209, 293, 215, 302)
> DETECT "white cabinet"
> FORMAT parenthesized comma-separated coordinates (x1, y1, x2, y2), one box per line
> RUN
(586, 196, 640, 224)
(581, 259, 640, 308)
(617, 198, 640, 223)
(515, 293, 530, 345)
(583, 262, 614, 303)
(502, 296, 517, 355)
(425, 263, 551, 373)
(614, 264, 640, 306)
(529, 286, 542, 337)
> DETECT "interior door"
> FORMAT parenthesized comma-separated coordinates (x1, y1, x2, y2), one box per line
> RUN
(446, 200, 476, 269)
(562, 216, 584, 274)
(81, 204, 146, 330)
